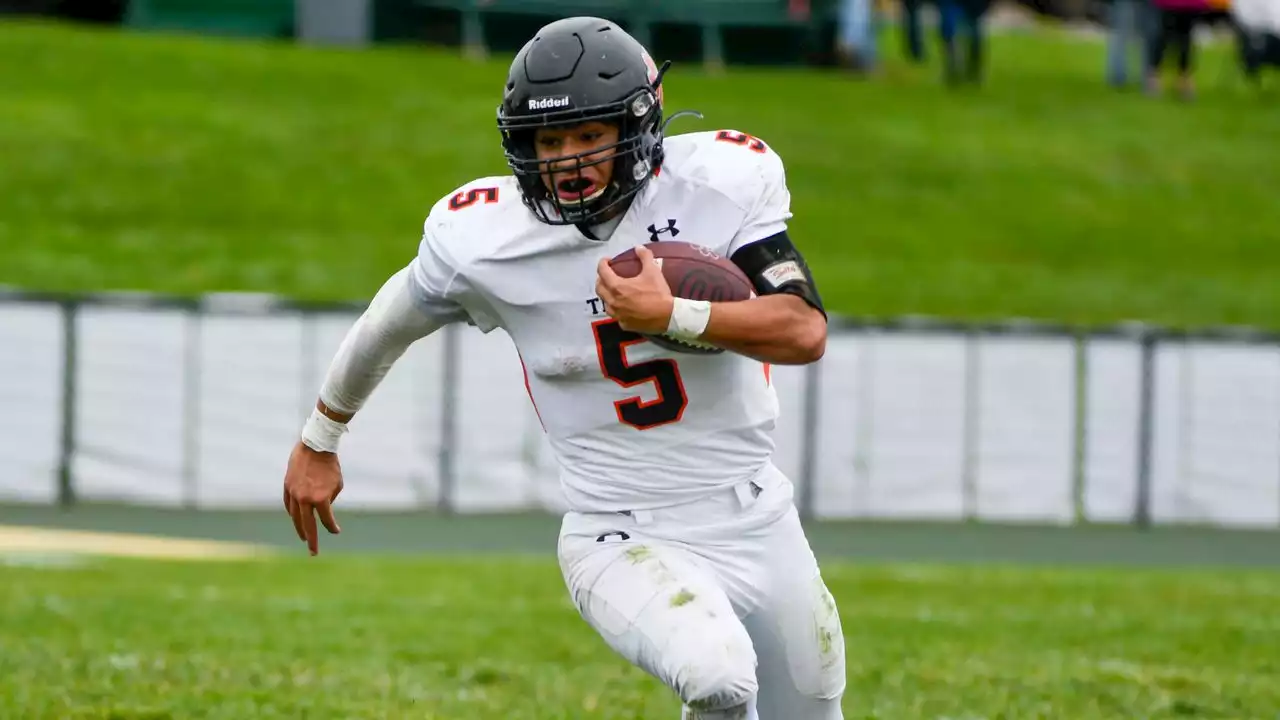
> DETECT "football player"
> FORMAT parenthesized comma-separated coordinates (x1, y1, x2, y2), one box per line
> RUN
(281, 16, 845, 720)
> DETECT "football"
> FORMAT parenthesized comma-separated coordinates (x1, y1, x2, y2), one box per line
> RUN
(608, 241, 755, 354)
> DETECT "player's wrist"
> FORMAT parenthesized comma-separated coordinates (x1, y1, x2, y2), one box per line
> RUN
(666, 298, 712, 340)
(301, 407, 348, 454)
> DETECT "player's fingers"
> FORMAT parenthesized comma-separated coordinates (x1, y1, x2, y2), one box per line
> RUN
(595, 277, 615, 305)
(596, 258, 619, 287)
(635, 245, 659, 270)
(287, 497, 307, 542)
(636, 246, 664, 279)
(299, 501, 320, 555)
(317, 501, 341, 535)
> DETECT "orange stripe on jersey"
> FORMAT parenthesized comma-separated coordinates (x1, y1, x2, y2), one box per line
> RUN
(763, 362, 772, 386)
(517, 351, 546, 432)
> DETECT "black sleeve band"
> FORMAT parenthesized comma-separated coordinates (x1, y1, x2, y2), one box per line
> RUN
(729, 231, 826, 318)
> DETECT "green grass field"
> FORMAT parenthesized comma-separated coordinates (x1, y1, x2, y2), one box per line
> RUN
(2, 555, 1277, 719)
(2, 19, 1280, 329)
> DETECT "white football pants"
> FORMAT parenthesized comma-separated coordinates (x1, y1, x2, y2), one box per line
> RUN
(557, 463, 846, 719)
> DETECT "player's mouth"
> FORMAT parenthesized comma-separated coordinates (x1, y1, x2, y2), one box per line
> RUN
(555, 176, 604, 204)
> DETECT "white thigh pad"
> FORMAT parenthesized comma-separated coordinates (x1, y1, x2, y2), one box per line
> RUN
(561, 535, 759, 709)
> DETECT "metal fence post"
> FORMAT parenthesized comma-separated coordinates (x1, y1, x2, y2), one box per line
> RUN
(1071, 330, 1089, 523)
(181, 306, 203, 509)
(960, 328, 982, 521)
(57, 299, 78, 509)
(1133, 329, 1157, 529)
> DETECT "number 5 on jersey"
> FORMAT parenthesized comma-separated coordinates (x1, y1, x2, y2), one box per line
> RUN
(592, 319, 688, 430)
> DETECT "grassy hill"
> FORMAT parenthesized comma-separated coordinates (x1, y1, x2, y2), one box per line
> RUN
(2, 19, 1277, 329)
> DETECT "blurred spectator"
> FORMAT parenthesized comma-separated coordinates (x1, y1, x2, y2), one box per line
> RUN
(1232, 0, 1280, 83)
(1106, 0, 1154, 87)
(1145, 0, 1228, 98)
(901, 0, 931, 62)
(837, 0, 881, 71)
(941, 0, 993, 84)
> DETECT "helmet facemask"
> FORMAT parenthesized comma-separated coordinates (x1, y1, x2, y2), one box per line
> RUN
(499, 76, 668, 227)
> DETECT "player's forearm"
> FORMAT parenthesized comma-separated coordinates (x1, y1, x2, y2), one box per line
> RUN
(699, 294, 826, 365)
(315, 312, 417, 418)
(304, 267, 444, 445)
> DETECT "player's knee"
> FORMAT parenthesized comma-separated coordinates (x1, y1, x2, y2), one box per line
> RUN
(681, 667, 756, 715)
(673, 632, 758, 714)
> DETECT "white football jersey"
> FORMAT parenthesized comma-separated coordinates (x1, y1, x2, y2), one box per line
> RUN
(407, 130, 797, 512)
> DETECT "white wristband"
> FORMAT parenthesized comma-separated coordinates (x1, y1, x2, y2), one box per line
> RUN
(666, 298, 712, 341)
(301, 408, 349, 453)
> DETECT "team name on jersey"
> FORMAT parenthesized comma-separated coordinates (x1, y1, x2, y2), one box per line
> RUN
(585, 297, 609, 316)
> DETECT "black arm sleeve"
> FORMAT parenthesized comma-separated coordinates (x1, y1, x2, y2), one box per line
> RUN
(729, 231, 826, 318)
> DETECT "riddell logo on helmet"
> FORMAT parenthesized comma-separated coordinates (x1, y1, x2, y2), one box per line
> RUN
(527, 95, 572, 111)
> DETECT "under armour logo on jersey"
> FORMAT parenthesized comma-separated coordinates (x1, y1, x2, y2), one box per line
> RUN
(647, 219, 679, 242)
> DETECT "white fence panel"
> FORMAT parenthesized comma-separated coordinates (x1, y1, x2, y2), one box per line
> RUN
(859, 333, 969, 519)
(1151, 342, 1280, 527)
(195, 310, 308, 508)
(73, 305, 189, 505)
(1082, 339, 1143, 522)
(810, 334, 864, 518)
(972, 335, 1076, 524)
(2, 296, 1278, 529)
(0, 303, 63, 503)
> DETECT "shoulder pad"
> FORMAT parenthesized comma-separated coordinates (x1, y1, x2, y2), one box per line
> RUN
(427, 176, 522, 224)
(421, 176, 525, 261)
(663, 130, 787, 214)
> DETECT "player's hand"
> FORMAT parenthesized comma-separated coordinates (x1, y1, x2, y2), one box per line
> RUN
(596, 244, 674, 334)
(282, 441, 343, 556)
